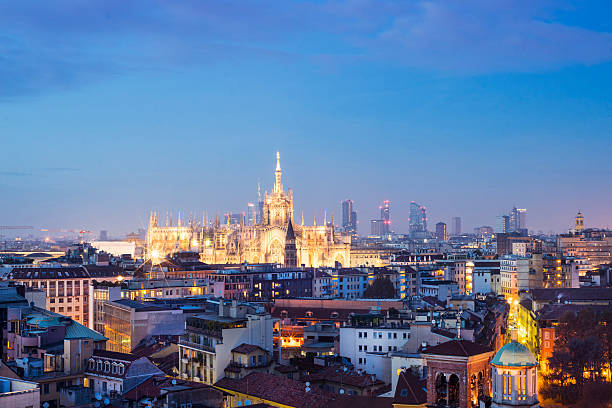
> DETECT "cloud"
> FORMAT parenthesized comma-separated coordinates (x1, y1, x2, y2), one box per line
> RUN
(0, 0, 610, 98)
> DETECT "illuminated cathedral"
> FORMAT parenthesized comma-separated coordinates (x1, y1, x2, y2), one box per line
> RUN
(146, 152, 352, 267)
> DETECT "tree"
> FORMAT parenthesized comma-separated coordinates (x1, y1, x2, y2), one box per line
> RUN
(541, 306, 612, 405)
(363, 276, 395, 299)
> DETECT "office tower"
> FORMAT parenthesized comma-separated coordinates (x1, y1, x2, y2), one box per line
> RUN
(341, 199, 358, 234)
(452, 217, 461, 236)
(247, 203, 257, 226)
(99, 230, 108, 241)
(409, 202, 427, 238)
(435, 222, 447, 241)
(509, 207, 527, 232)
(495, 215, 510, 234)
(380, 200, 391, 234)
(370, 219, 384, 236)
(575, 211, 584, 232)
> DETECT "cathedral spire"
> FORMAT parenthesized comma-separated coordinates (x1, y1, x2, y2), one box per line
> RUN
(301, 211, 304, 227)
(324, 210, 327, 226)
(274, 151, 282, 194)
(178, 211, 182, 227)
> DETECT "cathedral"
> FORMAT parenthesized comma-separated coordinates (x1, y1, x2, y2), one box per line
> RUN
(146, 152, 352, 267)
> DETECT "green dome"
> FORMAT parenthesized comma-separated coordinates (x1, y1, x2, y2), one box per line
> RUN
(491, 341, 537, 367)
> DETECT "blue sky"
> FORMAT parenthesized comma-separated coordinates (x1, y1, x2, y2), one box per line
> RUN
(1, 0, 611, 237)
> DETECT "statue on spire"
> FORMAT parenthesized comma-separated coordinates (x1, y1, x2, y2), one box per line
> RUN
(274, 151, 282, 194)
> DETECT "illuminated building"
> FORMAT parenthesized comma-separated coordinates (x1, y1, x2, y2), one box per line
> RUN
(574, 211, 584, 232)
(8, 265, 123, 327)
(490, 341, 538, 407)
(423, 340, 494, 408)
(557, 228, 612, 267)
(381, 200, 391, 234)
(509, 207, 527, 234)
(436, 222, 448, 241)
(496, 215, 510, 234)
(370, 219, 385, 236)
(178, 300, 273, 385)
(409, 201, 427, 238)
(104, 299, 186, 354)
(146, 152, 352, 267)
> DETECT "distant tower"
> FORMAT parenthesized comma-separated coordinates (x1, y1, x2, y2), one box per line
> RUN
(435, 222, 447, 241)
(452, 217, 462, 236)
(284, 219, 297, 268)
(341, 199, 357, 234)
(380, 200, 391, 234)
(575, 211, 584, 233)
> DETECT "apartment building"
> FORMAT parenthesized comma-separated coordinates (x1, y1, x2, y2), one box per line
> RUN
(178, 300, 274, 385)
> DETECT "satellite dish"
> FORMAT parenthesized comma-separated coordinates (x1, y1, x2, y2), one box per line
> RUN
(237, 402, 242, 406)
(43, 403, 50, 408)
(339, 389, 345, 394)
(104, 398, 110, 405)
(94, 402, 101, 408)
(305, 382, 310, 386)
(95, 392, 102, 400)
(305, 386, 311, 392)
(245, 400, 251, 405)
(171, 379, 177, 385)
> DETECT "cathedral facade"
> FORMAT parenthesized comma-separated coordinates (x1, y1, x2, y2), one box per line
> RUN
(146, 152, 352, 268)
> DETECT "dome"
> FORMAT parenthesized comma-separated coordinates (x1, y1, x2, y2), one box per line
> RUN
(491, 341, 537, 367)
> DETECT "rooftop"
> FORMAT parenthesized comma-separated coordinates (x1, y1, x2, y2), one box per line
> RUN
(422, 339, 491, 357)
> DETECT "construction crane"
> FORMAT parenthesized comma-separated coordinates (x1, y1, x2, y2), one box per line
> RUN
(0, 226, 33, 251)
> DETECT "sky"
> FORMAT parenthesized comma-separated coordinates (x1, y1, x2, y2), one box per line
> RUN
(1, 0, 612, 238)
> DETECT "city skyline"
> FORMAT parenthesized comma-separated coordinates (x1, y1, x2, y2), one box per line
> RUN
(2, 1, 612, 236)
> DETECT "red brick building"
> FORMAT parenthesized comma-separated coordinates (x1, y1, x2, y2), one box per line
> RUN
(422, 340, 494, 408)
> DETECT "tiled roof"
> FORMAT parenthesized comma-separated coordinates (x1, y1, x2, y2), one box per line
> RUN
(530, 288, 612, 302)
(215, 372, 336, 408)
(232, 343, 266, 354)
(431, 327, 456, 339)
(303, 366, 385, 388)
(422, 340, 491, 357)
(93, 349, 140, 362)
(123, 375, 213, 399)
(10, 266, 89, 279)
(393, 371, 427, 405)
(84, 265, 124, 277)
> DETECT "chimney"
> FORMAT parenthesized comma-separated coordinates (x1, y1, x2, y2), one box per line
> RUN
(219, 300, 225, 317)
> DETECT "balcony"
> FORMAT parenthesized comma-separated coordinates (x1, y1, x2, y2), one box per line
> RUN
(179, 339, 215, 353)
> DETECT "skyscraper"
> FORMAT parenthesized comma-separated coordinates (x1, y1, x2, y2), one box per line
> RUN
(380, 200, 391, 234)
(341, 199, 358, 234)
(435, 222, 447, 241)
(247, 203, 257, 226)
(495, 215, 510, 233)
(509, 207, 527, 233)
(409, 201, 427, 238)
(452, 217, 462, 236)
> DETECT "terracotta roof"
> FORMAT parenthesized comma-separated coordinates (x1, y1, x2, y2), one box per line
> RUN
(431, 327, 456, 339)
(422, 340, 491, 357)
(232, 343, 266, 354)
(123, 375, 213, 400)
(393, 371, 427, 405)
(303, 366, 385, 388)
(215, 372, 335, 408)
(151, 352, 179, 376)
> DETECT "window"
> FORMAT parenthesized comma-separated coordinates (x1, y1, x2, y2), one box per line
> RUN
(393, 333, 397, 339)
(363, 346, 367, 351)
(388, 332, 392, 339)
(359, 345, 362, 351)
(358, 332, 362, 338)
(104, 361, 110, 372)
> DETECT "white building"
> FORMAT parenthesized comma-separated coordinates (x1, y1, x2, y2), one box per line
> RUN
(472, 260, 501, 295)
(178, 300, 274, 385)
(490, 341, 538, 407)
(339, 324, 411, 374)
(0, 376, 40, 408)
(500, 256, 530, 300)
(91, 241, 136, 258)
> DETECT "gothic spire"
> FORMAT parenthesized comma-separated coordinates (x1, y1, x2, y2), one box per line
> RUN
(274, 151, 282, 194)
